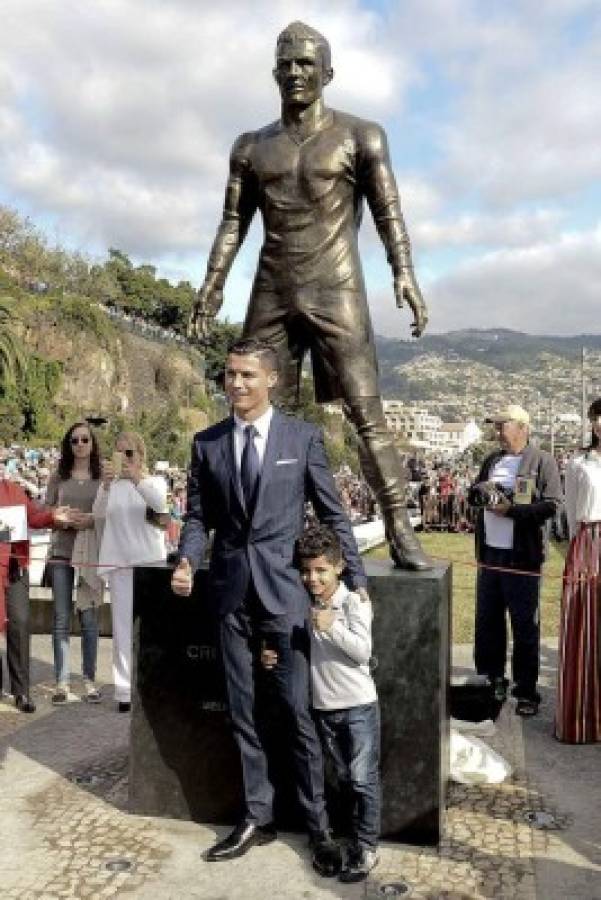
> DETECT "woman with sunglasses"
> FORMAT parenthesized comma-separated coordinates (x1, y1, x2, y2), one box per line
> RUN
(46, 422, 102, 704)
(556, 398, 601, 743)
(94, 431, 168, 712)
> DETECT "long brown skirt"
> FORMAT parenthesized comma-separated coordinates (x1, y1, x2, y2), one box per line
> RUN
(555, 522, 601, 743)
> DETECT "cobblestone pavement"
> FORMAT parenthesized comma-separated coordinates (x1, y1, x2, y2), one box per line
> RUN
(0, 636, 599, 899)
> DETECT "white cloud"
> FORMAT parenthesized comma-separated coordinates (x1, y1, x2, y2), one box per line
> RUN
(385, 1, 601, 206)
(441, 54, 601, 205)
(0, 0, 407, 260)
(370, 225, 601, 337)
(400, 177, 444, 222)
(0, 0, 600, 339)
(414, 208, 564, 249)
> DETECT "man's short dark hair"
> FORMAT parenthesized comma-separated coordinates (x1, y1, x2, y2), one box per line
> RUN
(227, 338, 278, 372)
(295, 524, 342, 566)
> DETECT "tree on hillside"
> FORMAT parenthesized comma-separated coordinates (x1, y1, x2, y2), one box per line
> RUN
(201, 320, 242, 382)
(155, 279, 195, 328)
(0, 298, 25, 388)
(87, 262, 122, 305)
(95, 248, 195, 329)
(0, 205, 94, 295)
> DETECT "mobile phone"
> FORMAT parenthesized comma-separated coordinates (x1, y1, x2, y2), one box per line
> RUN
(112, 450, 123, 477)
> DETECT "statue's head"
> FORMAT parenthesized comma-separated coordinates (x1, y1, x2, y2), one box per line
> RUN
(274, 21, 333, 106)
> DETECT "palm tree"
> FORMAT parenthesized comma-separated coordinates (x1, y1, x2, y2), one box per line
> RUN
(0, 297, 24, 388)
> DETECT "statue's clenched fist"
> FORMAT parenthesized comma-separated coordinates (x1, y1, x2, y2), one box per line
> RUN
(187, 281, 223, 342)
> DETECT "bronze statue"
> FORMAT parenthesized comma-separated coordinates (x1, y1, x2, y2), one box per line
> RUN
(189, 21, 432, 570)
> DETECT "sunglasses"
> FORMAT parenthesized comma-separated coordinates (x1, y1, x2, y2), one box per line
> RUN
(70, 436, 90, 445)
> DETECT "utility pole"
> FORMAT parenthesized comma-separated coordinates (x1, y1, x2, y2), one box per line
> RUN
(550, 395, 555, 456)
(581, 346, 588, 446)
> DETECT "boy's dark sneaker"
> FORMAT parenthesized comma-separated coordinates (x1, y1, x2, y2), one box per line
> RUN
(310, 830, 342, 877)
(52, 687, 68, 705)
(339, 845, 379, 883)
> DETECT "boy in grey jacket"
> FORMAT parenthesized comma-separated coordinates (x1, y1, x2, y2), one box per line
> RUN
(263, 524, 380, 882)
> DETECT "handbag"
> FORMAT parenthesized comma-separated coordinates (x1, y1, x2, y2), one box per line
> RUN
(145, 507, 171, 530)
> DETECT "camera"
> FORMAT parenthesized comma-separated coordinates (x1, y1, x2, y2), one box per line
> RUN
(468, 481, 513, 508)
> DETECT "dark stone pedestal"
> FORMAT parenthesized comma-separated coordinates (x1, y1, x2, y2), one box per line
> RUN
(130, 561, 450, 844)
(365, 559, 450, 843)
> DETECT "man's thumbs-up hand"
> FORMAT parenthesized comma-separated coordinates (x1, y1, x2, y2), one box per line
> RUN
(171, 557, 193, 596)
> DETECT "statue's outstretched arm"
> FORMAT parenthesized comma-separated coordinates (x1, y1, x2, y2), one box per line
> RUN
(360, 124, 428, 338)
(189, 134, 258, 340)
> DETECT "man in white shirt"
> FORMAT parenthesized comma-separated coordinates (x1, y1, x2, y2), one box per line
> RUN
(469, 404, 562, 716)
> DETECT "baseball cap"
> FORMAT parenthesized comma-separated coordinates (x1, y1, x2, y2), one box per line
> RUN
(485, 404, 530, 425)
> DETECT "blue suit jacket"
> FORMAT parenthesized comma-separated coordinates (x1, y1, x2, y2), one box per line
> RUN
(178, 409, 367, 617)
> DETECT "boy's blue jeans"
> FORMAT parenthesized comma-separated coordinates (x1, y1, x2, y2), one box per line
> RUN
(315, 700, 381, 849)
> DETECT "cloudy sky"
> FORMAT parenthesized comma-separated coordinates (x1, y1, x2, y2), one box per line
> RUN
(1, 0, 600, 336)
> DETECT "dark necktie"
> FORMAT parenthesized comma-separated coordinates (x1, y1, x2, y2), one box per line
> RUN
(241, 424, 260, 513)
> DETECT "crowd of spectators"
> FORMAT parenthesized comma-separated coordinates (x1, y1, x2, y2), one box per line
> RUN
(333, 465, 377, 523)
(1, 441, 578, 540)
(0, 444, 57, 501)
(413, 462, 479, 533)
(100, 303, 188, 347)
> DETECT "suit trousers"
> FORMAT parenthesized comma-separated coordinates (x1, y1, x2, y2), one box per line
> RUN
(475, 546, 541, 697)
(219, 591, 328, 833)
(1, 569, 30, 698)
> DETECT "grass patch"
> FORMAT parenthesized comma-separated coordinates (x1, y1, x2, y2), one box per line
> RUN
(366, 531, 565, 644)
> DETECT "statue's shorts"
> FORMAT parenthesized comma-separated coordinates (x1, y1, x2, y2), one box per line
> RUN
(242, 286, 379, 404)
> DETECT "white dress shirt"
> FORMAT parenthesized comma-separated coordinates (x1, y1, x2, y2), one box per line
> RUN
(484, 453, 521, 549)
(564, 451, 601, 539)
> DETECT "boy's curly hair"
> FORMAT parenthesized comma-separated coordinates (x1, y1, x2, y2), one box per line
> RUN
(295, 524, 342, 566)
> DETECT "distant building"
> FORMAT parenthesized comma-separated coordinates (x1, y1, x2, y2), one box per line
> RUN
(383, 401, 481, 457)
(439, 421, 482, 456)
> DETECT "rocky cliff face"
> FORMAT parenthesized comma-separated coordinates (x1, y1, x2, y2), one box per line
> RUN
(21, 312, 208, 431)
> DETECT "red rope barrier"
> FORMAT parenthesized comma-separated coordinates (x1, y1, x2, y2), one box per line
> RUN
(427, 554, 594, 584)
(5, 554, 168, 572)
(4, 548, 598, 584)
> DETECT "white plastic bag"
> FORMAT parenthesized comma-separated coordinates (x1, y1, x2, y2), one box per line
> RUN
(450, 729, 512, 784)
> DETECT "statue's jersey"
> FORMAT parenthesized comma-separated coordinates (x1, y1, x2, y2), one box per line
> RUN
(216, 108, 407, 296)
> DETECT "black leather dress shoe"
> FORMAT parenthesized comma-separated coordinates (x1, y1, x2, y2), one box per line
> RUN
(309, 829, 342, 877)
(15, 695, 36, 713)
(205, 822, 277, 861)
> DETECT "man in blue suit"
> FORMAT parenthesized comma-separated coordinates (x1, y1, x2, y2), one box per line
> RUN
(171, 338, 368, 875)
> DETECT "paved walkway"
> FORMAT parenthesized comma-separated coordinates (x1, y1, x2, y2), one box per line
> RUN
(0, 636, 599, 899)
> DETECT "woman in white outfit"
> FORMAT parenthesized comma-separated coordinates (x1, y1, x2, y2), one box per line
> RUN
(94, 431, 167, 712)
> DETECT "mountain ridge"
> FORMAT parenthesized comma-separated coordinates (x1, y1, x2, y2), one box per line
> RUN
(375, 329, 601, 373)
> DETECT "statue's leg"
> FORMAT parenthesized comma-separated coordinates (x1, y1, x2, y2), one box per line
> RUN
(242, 290, 303, 408)
(344, 396, 433, 571)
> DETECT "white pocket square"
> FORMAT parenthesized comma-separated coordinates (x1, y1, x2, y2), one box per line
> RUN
(276, 458, 298, 465)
